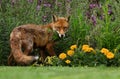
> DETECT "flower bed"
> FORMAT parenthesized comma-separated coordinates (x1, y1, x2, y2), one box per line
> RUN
(44, 44, 120, 67)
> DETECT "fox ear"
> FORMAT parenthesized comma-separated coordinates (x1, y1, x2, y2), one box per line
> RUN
(66, 16, 70, 22)
(52, 15, 58, 22)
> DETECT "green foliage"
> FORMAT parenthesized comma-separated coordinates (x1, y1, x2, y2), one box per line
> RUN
(85, 0, 120, 50)
(0, 0, 120, 66)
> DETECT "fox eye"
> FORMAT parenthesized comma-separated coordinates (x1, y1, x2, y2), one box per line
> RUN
(56, 27, 60, 30)
(64, 27, 68, 30)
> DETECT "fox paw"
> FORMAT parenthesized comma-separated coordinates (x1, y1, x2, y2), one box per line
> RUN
(34, 56, 39, 60)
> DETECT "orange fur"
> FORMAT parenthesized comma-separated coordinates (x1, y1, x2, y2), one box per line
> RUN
(8, 15, 70, 65)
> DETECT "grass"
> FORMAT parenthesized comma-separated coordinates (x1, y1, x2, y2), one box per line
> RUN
(0, 66, 120, 79)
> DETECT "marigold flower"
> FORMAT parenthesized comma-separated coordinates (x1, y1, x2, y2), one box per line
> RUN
(106, 52, 115, 59)
(67, 50, 74, 56)
(59, 53, 67, 60)
(70, 45, 77, 50)
(82, 45, 89, 51)
(82, 45, 94, 53)
(65, 60, 71, 64)
(100, 48, 109, 55)
(89, 47, 94, 52)
(83, 48, 90, 52)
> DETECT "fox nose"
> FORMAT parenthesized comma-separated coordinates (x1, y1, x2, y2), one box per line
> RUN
(59, 34, 65, 38)
(61, 35, 64, 38)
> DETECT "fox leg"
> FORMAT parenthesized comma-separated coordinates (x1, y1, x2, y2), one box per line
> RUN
(23, 46, 33, 55)
(39, 49, 46, 63)
(46, 42, 56, 56)
(23, 41, 33, 55)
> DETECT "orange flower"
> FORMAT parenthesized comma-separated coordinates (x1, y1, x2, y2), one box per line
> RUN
(59, 53, 67, 60)
(100, 48, 109, 55)
(106, 52, 115, 59)
(70, 45, 77, 50)
(67, 50, 74, 56)
(65, 60, 71, 64)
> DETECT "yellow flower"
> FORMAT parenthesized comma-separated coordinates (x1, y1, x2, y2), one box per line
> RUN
(106, 52, 115, 59)
(65, 60, 71, 64)
(100, 48, 109, 55)
(70, 45, 77, 50)
(82, 45, 89, 51)
(84, 48, 91, 52)
(67, 50, 74, 56)
(88, 47, 94, 52)
(89, 47, 94, 51)
(82, 45, 89, 52)
(82, 45, 94, 53)
(59, 53, 67, 60)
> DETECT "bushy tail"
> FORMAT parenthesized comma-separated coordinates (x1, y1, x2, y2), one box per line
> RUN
(8, 37, 39, 66)
(12, 49, 38, 65)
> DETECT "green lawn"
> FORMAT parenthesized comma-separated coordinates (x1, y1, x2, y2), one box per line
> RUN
(0, 66, 120, 79)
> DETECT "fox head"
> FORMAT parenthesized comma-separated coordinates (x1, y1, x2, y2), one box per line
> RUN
(52, 15, 70, 38)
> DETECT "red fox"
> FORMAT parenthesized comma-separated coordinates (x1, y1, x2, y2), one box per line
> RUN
(8, 15, 70, 65)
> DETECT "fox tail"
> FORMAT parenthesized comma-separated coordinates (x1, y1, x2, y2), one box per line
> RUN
(8, 38, 39, 65)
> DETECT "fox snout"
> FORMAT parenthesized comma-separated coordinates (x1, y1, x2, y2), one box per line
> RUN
(57, 30, 66, 38)
(53, 26, 68, 38)
(58, 33, 65, 38)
